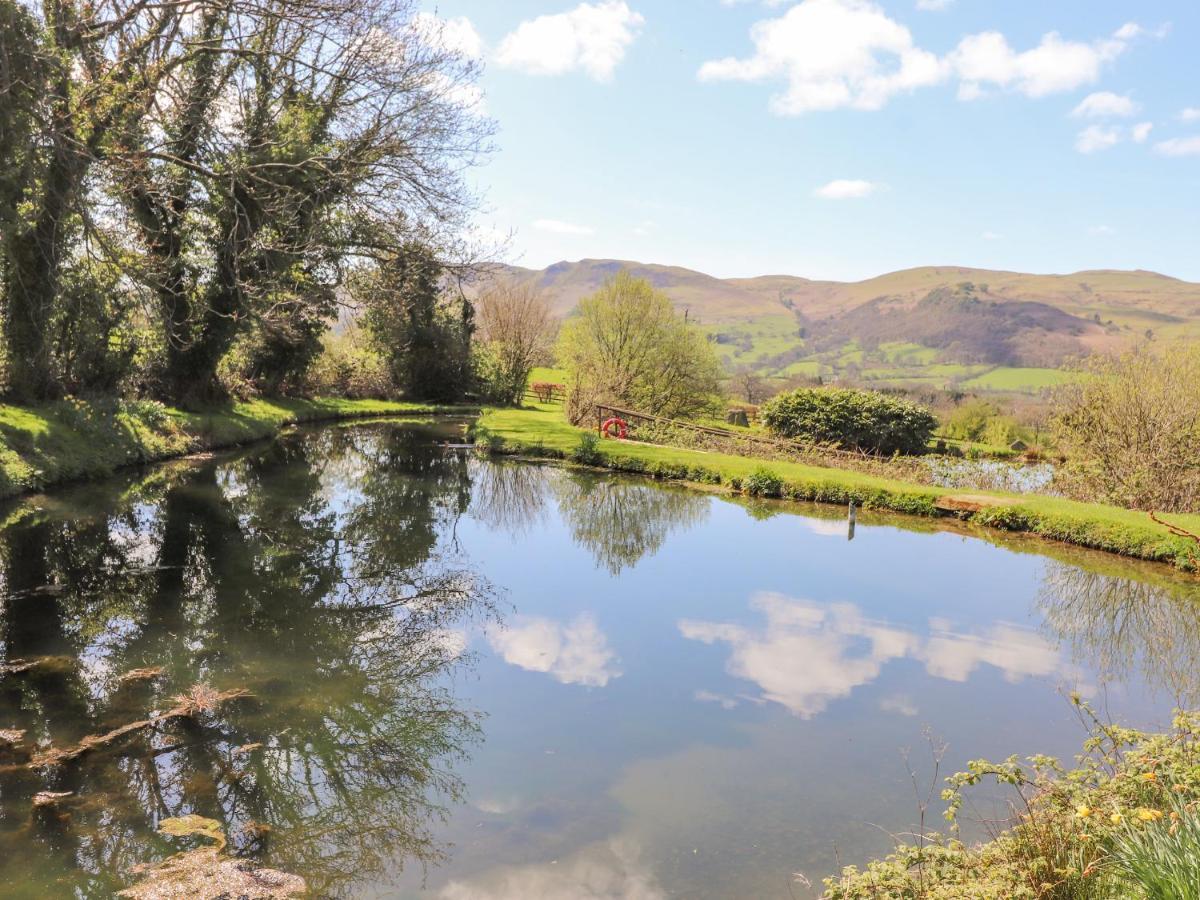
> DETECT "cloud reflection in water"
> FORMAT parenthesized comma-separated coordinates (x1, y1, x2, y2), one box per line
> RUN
(680, 592, 1079, 717)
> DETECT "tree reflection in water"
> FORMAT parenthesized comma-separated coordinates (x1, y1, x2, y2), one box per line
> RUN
(0, 422, 495, 898)
(550, 473, 709, 575)
(1038, 560, 1200, 705)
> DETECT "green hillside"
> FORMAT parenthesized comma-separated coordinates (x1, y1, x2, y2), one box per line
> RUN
(484, 259, 1200, 393)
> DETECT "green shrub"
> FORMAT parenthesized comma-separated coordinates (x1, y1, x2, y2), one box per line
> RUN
(571, 432, 602, 466)
(743, 466, 783, 497)
(304, 331, 391, 399)
(761, 387, 936, 455)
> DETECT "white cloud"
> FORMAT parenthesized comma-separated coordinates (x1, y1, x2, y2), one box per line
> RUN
(1179, 108, 1200, 123)
(698, 0, 946, 114)
(487, 613, 621, 687)
(1071, 91, 1138, 118)
(439, 839, 665, 900)
(680, 593, 1079, 718)
(632, 219, 656, 237)
(916, 0, 953, 10)
(1155, 136, 1200, 157)
(700, 3, 1143, 115)
(879, 694, 918, 716)
(951, 28, 1127, 100)
(1089, 225, 1116, 236)
(533, 218, 596, 235)
(679, 593, 918, 718)
(814, 178, 880, 199)
(922, 620, 1064, 684)
(1075, 124, 1120, 154)
(496, 1, 644, 82)
(981, 230, 1003, 240)
(414, 12, 485, 60)
(1132, 121, 1153, 143)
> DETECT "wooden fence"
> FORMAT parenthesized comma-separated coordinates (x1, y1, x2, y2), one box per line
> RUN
(592, 402, 925, 478)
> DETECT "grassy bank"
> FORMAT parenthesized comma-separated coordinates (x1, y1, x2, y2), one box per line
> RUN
(475, 404, 1200, 571)
(0, 396, 470, 500)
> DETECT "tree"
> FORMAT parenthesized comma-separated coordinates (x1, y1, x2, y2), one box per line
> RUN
(1052, 346, 1200, 512)
(730, 367, 769, 404)
(113, 0, 490, 404)
(474, 279, 556, 405)
(1, 0, 179, 401)
(360, 242, 474, 402)
(557, 271, 723, 423)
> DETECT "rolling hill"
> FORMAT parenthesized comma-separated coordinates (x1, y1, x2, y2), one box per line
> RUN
(481, 259, 1200, 392)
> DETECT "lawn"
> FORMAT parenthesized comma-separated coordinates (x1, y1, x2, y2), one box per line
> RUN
(0, 396, 468, 499)
(477, 403, 1200, 571)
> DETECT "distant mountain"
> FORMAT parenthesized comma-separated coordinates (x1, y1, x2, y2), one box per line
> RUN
(478, 258, 1200, 375)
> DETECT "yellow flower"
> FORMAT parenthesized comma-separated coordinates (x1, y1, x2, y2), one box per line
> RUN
(1136, 808, 1164, 822)
(1141, 772, 1158, 782)
(1076, 805, 1093, 819)
(1110, 812, 1123, 825)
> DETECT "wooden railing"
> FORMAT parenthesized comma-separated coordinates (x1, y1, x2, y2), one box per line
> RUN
(592, 403, 883, 463)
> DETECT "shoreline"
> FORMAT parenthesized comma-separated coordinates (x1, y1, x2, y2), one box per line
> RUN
(475, 404, 1200, 572)
(0, 396, 476, 501)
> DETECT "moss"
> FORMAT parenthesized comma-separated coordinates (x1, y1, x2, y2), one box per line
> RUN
(0, 397, 471, 499)
(478, 404, 1200, 570)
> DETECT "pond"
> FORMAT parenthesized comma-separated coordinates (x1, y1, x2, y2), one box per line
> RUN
(1, 419, 1197, 898)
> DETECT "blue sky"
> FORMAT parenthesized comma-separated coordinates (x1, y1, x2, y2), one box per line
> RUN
(422, 0, 1200, 281)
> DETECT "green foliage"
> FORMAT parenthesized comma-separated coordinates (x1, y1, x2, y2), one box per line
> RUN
(558, 271, 724, 424)
(360, 243, 475, 403)
(761, 387, 937, 455)
(1053, 345, 1200, 512)
(571, 432, 602, 466)
(743, 466, 783, 497)
(304, 330, 392, 400)
(1107, 794, 1200, 898)
(826, 703, 1200, 900)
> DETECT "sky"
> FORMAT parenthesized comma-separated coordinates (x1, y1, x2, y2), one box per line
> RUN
(420, 0, 1200, 282)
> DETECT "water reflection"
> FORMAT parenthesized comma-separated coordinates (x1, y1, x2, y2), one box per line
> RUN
(4, 419, 1200, 899)
(681, 592, 1078, 718)
(550, 475, 709, 575)
(0, 424, 493, 898)
(1038, 561, 1200, 703)
(487, 614, 621, 687)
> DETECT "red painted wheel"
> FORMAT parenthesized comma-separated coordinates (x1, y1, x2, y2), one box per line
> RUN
(601, 417, 629, 440)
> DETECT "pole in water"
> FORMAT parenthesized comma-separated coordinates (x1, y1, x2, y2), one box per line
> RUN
(847, 499, 857, 541)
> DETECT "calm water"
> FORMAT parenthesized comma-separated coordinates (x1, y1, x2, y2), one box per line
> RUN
(1, 419, 1198, 898)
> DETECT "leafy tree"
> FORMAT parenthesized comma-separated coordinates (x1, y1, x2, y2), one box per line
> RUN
(761, 387, 937, 455)
(474, 279, 556, 404)
(558, 271, 723, 423)
(1052, 345, 1200, 511)
(0, 0, 177, 401)
(360, 242, 475, 402)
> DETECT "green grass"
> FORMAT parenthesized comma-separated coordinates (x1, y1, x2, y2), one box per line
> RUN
(0, 396, 468, 499)
(961, 366, 1081, 392)
(477, 404, 1200, 570)
(528, 366, 568, 384)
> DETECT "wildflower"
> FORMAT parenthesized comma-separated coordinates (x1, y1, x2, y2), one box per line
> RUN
(1110, 812, 1123, 825)
(1136, 808, 1163, 822)
(1170, 811, 1181, 823)
(1075, 805, 1092, 819)
(1141, 772, 1157, 782)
